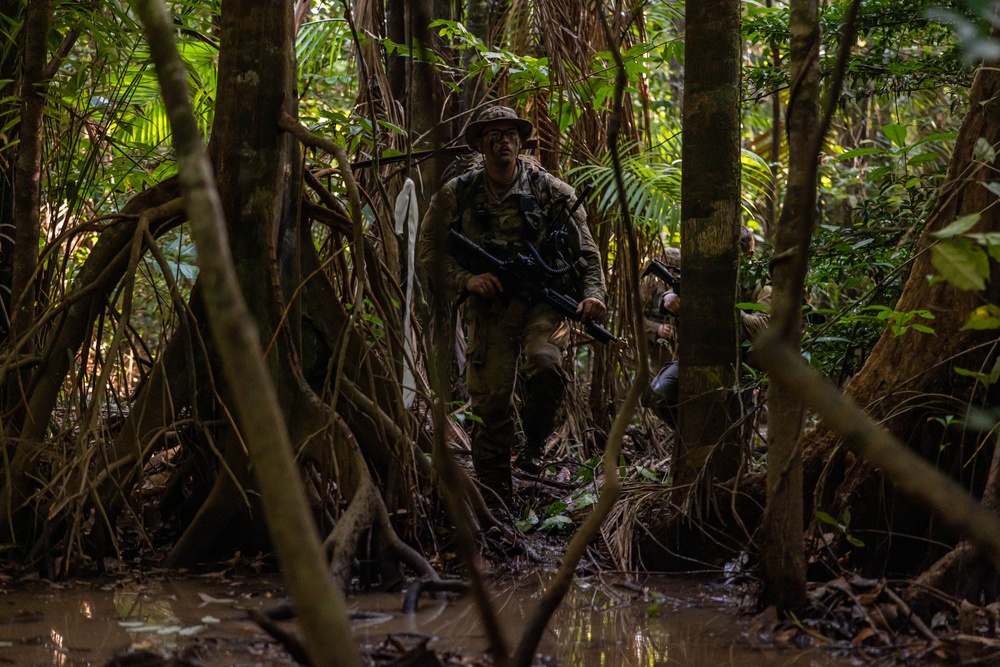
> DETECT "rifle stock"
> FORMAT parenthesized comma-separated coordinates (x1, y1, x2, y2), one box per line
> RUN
(449, 229, 620, 345)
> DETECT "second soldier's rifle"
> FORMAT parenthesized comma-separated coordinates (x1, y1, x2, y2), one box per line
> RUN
(449, 229, 620, 345)
(642, 258, 680, 295)
(641, 258, 681, 322)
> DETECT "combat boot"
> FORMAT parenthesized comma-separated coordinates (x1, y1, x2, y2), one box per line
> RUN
(514, 441, 546, 474)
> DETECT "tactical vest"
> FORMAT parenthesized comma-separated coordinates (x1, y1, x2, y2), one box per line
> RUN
(451, 165, 580, 294)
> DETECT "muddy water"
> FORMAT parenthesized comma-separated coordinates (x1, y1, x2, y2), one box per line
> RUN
(0, 572, 858, 666)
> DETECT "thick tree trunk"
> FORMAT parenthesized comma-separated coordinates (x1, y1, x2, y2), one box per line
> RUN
(131, 1, 360, 664)
(675, 0, 742, 487)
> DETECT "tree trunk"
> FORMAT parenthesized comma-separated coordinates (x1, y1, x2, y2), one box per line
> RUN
(675, 0, 742, 488)
(758, 0, 818, 614)
(7, 0, 50, 343)
(0, 0, 23, 343)
(131, 0, 360, 664)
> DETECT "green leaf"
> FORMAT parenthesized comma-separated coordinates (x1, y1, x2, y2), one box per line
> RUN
(913, 131, 958, 146)
(867, 166, 892, 181)
(963, 304, 1000, 330)
(907, 153, 940, 167)
(975, 137, 997, 164)
(546, 500, 568, 517)
(539, 515, 575, 532)
(955, 366, 992, 387)
(815, 510, 842, 528)
(930, 239, 989, 291)
(933, 213, 981, 238)
(837, 146, 884, 160)
(883, 123, 907, 148)
(635, 465, 661, 482)
(736, 301, 770, 312)
(983, 182, 1000, 198)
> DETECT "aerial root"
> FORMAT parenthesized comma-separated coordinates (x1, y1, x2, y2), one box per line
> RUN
(402, 577, 470, 613)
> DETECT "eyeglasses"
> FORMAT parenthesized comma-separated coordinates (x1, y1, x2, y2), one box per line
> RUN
(482, 129, 521, 143)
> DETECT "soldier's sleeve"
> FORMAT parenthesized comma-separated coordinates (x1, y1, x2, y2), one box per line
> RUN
(740, 283, 772, 342)
(417, 182, 475, 302)
(552, 176, 607, 303)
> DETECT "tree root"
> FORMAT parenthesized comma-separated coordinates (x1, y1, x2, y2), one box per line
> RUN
(1, 181, 183, 544)
(402, 577, 469, 613)
(248, 609, 310, 666)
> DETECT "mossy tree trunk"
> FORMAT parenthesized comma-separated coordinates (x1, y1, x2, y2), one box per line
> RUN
(675, 0, 742, 488)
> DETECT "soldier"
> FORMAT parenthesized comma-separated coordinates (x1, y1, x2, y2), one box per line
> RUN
(646, 226, 771, 428)
(417, 106, 608, 514)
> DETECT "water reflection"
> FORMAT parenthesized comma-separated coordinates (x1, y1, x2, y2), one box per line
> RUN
(0, 577, 281, 666)
(0, 574, 861, 666)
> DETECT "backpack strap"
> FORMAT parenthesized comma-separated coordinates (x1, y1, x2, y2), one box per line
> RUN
(451, 170, 484, 232)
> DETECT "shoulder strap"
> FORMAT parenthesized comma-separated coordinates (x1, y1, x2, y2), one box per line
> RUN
(452, 170, 483, 231)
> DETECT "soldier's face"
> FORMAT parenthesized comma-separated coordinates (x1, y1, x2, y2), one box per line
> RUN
(480, 123, 521, 170)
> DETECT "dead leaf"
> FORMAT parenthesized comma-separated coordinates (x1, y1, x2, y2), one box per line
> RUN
(851, 626, 876, 645)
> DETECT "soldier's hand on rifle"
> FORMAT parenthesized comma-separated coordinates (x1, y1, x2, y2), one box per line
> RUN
(466, 273, 504, 299)
(577, 297, 607, 323)
(657, 322, 676, 340)
(661, 292, 680, 316)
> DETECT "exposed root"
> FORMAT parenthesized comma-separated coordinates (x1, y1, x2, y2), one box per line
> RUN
(402, 577, 469, 613)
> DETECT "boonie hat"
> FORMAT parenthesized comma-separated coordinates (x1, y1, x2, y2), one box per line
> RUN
(464, 105, 533, 147)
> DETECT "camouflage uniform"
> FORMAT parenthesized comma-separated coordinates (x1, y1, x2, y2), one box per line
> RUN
(641, 246, 681, 369)
(417, 156, 607, 504)
(644, 246, 771, 426)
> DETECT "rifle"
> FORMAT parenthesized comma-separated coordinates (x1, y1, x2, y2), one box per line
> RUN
(641, 259, 681, 323)
(641, 258, 680, 295)
(448, 228, 620, 345)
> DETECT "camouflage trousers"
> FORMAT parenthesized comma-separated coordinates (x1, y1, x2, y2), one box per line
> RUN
(464, 298, 568, 505)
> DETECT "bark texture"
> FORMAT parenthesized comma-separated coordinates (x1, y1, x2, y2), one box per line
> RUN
(131, 0, 360, 664)
(675, 0, 742, 487)
(758, 0, 817, 614)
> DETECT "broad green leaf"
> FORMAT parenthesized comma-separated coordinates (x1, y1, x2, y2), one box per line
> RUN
(736, 302, 770, 312)
(907, 153, 940, 167)
(546, 500, 569, 517)
(836, 147, 883, 160)
(913, 131, 958, 146)
(933, 213, 981, 238)
(955, 366, 992, 387)
(975, 137, 997, 164)
(815, 511, 842, 528)
(963, 304, 1000, 330)
(983, 182, 1000, 198)
(883, 123, 907, 148)
(930, 239, 989, 291)
(539, 515, 575, 532)
(868, 166, 892, 181)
